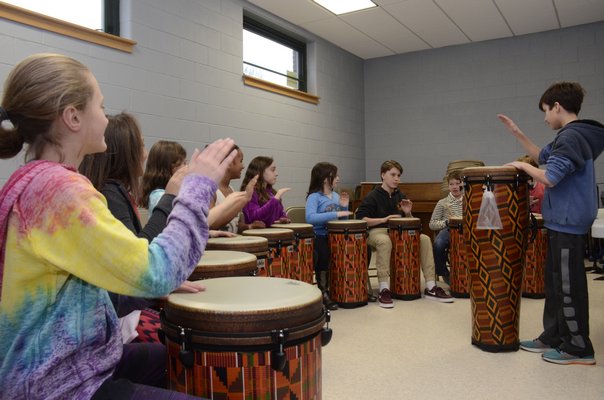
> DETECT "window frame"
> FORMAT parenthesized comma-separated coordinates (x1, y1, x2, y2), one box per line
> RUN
(243, 14, 318, 104)
(0, 0, 135, 53)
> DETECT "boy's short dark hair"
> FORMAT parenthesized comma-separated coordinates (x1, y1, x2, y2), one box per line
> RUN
(538, 81, 585, 114)
(446, 170, 462, 182)
(380, 160, 403, 176)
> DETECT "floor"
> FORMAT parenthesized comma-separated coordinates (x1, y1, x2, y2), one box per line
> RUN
(322, 266, 604, 400)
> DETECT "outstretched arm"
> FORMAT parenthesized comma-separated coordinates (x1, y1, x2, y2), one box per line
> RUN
(497, 114, 541, 161)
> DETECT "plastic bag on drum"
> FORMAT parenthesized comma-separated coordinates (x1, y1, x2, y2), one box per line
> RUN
(477, 189, 503, 230)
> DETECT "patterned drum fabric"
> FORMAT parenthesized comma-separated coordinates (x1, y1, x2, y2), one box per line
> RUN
(160, 277, 328, 399)
(273, 223, 315, 284)
(207, 235, 269, 274)
(522, 214, 547, 298)
(243, 228, 295, 279)
(327, 220, 368, 308)
(447, 217, 470, 298)
(189, 250, 258, 281)
(387, 218, 421, 300)
(462, 166, 530, 352)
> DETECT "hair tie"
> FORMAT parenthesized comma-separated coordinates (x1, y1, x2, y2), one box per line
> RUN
(0, 107, 15, 130)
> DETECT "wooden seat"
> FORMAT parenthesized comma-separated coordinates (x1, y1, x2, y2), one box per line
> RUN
(285, 206, 306, 223)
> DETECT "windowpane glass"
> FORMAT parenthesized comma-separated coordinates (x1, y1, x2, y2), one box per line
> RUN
(5, 0, 103, 31)
(243, 29, 300, 89)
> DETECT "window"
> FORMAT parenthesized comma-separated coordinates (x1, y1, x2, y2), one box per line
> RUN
(0, 0, 134, 52)
(243, 15, 307, 92)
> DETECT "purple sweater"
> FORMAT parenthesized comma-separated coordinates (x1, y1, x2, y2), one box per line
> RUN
(242, 190, 286, 227)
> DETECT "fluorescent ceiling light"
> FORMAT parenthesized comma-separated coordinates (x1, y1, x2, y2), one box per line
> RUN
(313, 0, 377, 15)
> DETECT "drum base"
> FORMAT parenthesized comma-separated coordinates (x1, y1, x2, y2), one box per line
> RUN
(472, 339, 519, 353)
(522, 292, 545, 299)
(391, 292, 421, 301)
(337, 300, 367, 309)
(450, 291, 470, 299)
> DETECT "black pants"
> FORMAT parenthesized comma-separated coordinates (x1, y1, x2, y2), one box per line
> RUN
(538, 231, 594, 357)
(314, 235, 330, 272)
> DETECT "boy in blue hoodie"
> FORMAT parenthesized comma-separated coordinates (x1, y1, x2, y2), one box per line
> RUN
(498, 81, 604, 365)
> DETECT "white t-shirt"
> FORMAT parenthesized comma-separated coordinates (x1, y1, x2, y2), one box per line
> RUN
(216, 186, 239, 232)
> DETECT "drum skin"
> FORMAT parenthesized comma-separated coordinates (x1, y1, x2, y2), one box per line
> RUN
(243, 228, 295, 279)
(462, 166, 530, 352)
(273, 223, 315, 283)
(161, 277, 327, 399)
(189, 250, 258, 280)
(327, 220, 368, 308)
(388, 218, 421, 300)
(447, 217, 470, 298)
(206, 235, 269, 273)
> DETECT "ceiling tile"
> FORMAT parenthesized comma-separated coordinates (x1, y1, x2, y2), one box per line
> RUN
(494, 0, 559, 35)
(383, 0, 470, 48)
(246, 0, 332, 25)
(341, 7, 430, 54)
(555, 0, 604, 27)
(436, 0, 513, 41)
(301, 17, 395, 59)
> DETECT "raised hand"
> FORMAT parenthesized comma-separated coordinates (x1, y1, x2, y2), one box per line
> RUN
(165, 164, 187, 196)
(275, 187, 291, 200)
(188, 139, 237, 184)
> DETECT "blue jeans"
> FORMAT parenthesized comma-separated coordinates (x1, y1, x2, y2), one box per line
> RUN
(433, 229, 450, 277)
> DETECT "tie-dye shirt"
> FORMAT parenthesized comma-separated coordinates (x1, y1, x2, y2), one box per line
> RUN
(0, 162, 214, 399)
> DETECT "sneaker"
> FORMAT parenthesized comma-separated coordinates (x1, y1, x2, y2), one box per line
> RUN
(424, 286, 454, 303)
(378, 288, 394, 308)
(322, 292, 339, 311)
(542, 348, 596, 365)
(519, 339, 551, 353)
(367, 292, 378, 302)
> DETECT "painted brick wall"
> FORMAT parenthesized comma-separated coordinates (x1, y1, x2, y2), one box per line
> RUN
(365, 21, 604, 190)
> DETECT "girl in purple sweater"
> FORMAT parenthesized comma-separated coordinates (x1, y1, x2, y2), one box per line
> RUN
(241, 156, 291, 227)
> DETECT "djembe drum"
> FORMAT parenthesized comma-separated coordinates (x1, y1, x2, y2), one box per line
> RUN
(462, 166, 530, 352)
(523, 214, 547, 298)
(206, 235, 269, 274)
(273, 223, 315, 283)
(188, 250, 258, 280)
(160, 277, 332, 399)
(448, 216, 470, 298)
(387, 217, 421, 300)
(242, 228, 295, 279)
(327, 219, 368, 308)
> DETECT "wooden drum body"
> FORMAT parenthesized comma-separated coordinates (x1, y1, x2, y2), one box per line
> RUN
(206, 235, 269, 274)
(243, 228, 295, 279)
(160, 277, 331, 399)
(189, 250, 258, 280)
(523, 214, 547, 298)
(327, 220, 368, 308)
(462, 166, 530, 352)
(447, 217, 470, 298)
(387, 217, 421, 300)
(273, 223, 315, 283)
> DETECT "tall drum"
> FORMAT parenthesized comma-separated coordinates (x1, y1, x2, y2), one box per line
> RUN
(387, 217, 422, 300)
(243, 228, 295, 279)
(189, 250, 258, 280)
(160, 277, 331, 399)
(462, 166, 530, 352)
(206, 235, 269, 274)
(448, 217, 470, 298)
(327, 219, 368, 308)
(523, 214, 547, 298)
(273, 223, 315, 284)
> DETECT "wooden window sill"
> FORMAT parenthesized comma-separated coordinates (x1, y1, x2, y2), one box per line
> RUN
(243, 75, 319, 105)
(0, 2, 136, 53)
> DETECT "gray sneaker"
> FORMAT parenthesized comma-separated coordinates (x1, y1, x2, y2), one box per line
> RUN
(542, 348, 596, 365)
(519, 339, 551, 353)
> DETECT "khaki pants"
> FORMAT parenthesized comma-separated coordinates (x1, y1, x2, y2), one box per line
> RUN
(367, 228, 436, 285)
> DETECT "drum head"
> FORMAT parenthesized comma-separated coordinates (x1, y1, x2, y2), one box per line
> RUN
(207, 235, 269, 253)
(164, 277, 323, 334)
(448, 216, 463, 228)
(272, 223, 314, 238)
(462, 165, 529, 182)
(242, 228, 295, 242)
(191, 250, 258, 280)
(388, 217, 421, 228)
(327, 219, 367, 232)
